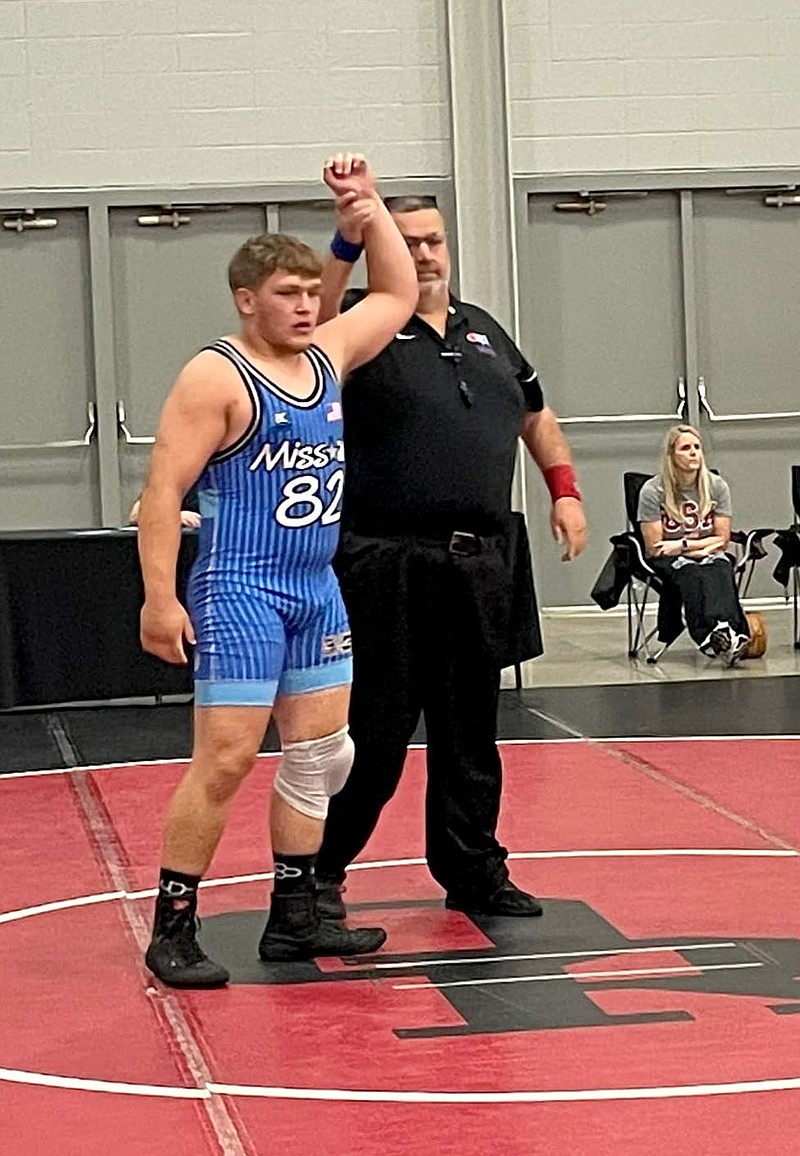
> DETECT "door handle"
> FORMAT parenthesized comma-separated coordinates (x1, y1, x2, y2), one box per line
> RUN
(116, 400, 155, 445)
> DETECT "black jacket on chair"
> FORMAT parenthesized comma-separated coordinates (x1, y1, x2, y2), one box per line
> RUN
(591, 534, 683, 645)
(773, 529, 800, 590)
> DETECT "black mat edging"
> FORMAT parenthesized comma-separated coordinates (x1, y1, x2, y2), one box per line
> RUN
(519, 675, 800, 739)
(0, 711, 66, 773)
(3, 679, 799, 775)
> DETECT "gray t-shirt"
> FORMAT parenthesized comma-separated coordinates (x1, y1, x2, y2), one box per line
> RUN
(637, 474, 732, 540)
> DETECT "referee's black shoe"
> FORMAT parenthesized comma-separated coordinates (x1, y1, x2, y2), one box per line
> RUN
(145, 907, 230, 988)
(445, 881, 543, 917)
(259, 891, 386, 961)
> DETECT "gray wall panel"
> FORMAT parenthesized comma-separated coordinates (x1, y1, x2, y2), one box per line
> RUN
(519, 192, 686, 607)
(110, 204, 266, 513)
(692, 191, 800, 598)
(0, 208, 97, 529)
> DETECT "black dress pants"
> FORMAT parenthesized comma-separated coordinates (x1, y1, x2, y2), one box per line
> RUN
(649, 553, 749, 647)
(315, 529, 515, 897)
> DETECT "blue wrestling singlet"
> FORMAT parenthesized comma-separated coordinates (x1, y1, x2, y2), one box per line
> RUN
(186, 339, 352, 706)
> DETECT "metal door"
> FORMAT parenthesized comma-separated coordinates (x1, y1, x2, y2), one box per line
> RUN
(691, 189, 800, 598)
(517, 191, 687, 607)
(0, 208, 97, 530)
(279, 201, 367, 289)
(109, 204, 268, 517)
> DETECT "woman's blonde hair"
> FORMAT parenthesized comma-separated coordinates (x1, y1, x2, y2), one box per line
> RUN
(659, 424, 713, 523)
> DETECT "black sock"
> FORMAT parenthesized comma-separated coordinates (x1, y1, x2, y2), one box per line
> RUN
(157, 867, 201, 911)
(272, 853, 316, 895)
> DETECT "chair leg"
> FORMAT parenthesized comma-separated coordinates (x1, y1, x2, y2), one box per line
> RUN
(737, 558, 756, 600)
(629, 588, 646, 658)
(626, 578, 675, 664)
(629, 580, 660, 660)
(645, 634, 669, 664)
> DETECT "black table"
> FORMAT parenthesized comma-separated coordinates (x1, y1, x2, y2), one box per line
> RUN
(0, 528, 196, 710)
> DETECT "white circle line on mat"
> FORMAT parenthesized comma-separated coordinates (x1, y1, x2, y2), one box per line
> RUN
(0, 1066, 209, 1098)
(204, 1076, 800, 1104)
(2, 848, 797, 926)
(4, 734, 800, 778)
(0, 849, 798, 1103)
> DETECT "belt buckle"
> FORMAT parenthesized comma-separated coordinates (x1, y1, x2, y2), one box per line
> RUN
(449, 531, 479, 557)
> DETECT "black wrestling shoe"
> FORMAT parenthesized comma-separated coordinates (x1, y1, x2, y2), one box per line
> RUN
(145, 912, 230, 989)
(258, 891, 386, 961)
(445, 880, 543, 918)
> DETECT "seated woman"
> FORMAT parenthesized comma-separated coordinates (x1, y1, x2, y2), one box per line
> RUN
(637, 424, 750, 665)
(128, 484, 201, 528)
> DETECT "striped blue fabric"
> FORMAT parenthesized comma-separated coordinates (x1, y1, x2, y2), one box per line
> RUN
(187, 340, 351, 705)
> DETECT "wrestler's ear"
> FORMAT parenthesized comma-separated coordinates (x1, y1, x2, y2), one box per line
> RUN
(234, 286, 256, 317)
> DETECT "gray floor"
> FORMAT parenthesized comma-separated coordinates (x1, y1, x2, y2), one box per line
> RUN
(503, 602, 800, 689)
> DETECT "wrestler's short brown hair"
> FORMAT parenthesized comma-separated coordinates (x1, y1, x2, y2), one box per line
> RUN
(383, 195, 438, 214)
(227, 233, 323, 292)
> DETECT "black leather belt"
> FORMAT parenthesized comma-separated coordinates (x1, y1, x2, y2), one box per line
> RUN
(345, 525, 500, 556)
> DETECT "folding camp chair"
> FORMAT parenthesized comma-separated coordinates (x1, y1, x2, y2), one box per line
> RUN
(592, 472, 773, 665)
(622, 472, 683, 663)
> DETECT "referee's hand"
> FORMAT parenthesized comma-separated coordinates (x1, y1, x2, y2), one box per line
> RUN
(141, 599, 195, 665)
(551, 497, 588, 562)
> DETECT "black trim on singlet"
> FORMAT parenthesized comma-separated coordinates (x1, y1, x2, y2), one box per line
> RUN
(214, 338, 330, 410)
(204, 340, 339, 465)
(308, 343, 340, 388)
(203, 342, 263, 464)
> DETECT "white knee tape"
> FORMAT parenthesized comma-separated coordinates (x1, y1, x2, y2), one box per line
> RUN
(324, 726, 355, 797)
(273, 725, 355, 821)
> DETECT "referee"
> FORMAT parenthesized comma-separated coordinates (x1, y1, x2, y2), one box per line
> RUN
(315, 180, 587, 925)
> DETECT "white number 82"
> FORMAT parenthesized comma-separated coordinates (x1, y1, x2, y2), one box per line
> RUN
(275, 469, 344, 528)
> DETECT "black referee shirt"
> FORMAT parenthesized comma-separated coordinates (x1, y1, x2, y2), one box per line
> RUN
(340, 291, 544, 537)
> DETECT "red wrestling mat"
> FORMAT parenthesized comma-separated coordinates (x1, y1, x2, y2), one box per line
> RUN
(1, 738, 799, 1156)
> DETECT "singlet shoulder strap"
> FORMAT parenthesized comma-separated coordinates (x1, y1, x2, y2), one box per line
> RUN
(307, 343, 340, 386)
(203, 338, 257, 384)
(202, 340, 262, 463)
(206, 338, 327, 409)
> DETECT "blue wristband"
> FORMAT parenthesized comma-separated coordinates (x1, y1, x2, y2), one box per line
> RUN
(330, 230, 363, 263)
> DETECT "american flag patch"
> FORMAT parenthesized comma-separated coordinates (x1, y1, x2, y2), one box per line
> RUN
(326, 401, 342, 422)
(466, 331, 495, 356)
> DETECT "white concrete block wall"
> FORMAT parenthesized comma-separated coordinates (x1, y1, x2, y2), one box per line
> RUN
(0, 0, 450, 190)
(5, 0, 800, 192)
(507, 0, 800, 175)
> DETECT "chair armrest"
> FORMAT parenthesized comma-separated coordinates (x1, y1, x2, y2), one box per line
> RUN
(622, 530, 656, 577)
(729, 528, 774, 570)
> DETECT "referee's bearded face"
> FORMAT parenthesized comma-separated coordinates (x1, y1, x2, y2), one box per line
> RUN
(391, 208, 450, 304)
(240, 270, 322, 351)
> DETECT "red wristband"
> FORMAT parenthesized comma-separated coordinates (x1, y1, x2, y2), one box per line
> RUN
(544, 464, 581, 504)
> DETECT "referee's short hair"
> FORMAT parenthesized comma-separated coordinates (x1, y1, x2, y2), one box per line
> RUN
(228, 233, 322, 292)
(383, 195, 438, 215)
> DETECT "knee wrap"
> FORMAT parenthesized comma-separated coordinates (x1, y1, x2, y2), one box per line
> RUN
(273, 725, 355, 821)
